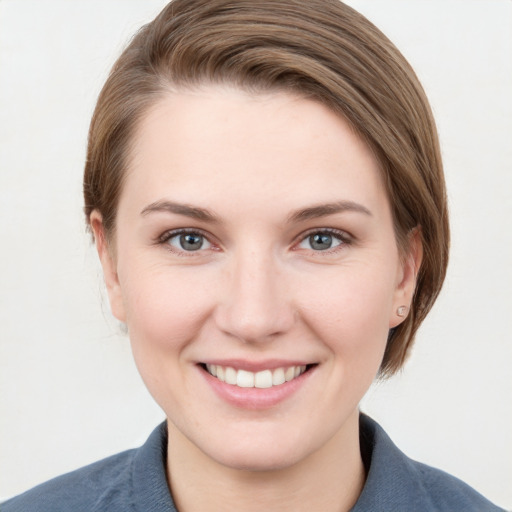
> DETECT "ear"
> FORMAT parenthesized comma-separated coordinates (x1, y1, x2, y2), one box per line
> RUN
(389, 227, 423, 328)
(89, 211, 126, 323)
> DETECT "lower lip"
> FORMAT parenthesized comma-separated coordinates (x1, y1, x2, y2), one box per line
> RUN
(199, 366, 315, 410)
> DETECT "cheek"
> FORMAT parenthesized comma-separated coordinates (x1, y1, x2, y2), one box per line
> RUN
(119, 266, 218, 410)
(119, 265, 215, 357)
(297, 266, 395, 359)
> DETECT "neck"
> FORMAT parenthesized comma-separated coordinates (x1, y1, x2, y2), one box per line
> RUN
(166, 411, 365, 512)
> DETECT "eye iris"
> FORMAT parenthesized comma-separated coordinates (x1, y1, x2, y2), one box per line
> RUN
(180, 233, 203, 251)
(310, 233, 332, 250)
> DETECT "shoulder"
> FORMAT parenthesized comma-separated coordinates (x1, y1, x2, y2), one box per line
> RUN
(406, 459, 504, 511)
(1, 448, 137, 512)
(353, 414, 505, 512)
(1, 422, 175, 512)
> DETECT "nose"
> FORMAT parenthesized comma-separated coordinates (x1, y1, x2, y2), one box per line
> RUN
(214, 247, 296, 344)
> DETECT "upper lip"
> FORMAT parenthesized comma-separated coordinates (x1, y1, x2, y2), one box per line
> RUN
(199, 359, 315, 372)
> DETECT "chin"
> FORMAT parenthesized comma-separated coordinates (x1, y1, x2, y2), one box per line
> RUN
(214, 446, 304, 473)
(200, 429, 314, 473)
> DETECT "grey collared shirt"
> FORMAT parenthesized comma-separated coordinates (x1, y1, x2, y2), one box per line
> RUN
(3, 415, 504, 511)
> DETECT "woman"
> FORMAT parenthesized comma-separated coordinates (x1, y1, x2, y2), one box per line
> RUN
(2, 1, 506, 510)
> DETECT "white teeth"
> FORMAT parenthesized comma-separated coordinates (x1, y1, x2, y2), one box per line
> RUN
(225, 366, 237, 385)
(254, 370, 273, 389)
(237, 369, 254, 388)
(285, 367, 295, 382)
(206, 364, 308, 388)
(206, 364, 217, 377)
(272, 367, 285, 386)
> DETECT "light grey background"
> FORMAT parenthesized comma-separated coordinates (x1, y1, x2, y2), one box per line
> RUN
(1, 0, 511, 508)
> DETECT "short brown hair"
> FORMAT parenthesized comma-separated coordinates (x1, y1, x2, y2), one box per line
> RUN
(83, 0, 449, 375)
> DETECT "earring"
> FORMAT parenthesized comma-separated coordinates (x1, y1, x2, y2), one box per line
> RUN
(397, 305, 408, 317)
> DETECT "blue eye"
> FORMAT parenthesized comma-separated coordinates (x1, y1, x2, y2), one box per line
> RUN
(167, 232, 212, 252)
(298, 231, 345, 251)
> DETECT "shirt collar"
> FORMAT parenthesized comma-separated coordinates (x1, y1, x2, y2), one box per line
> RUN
(132, 422, 177, 512)
(130, 415, 443, 512)
(351, 413, 432, 511)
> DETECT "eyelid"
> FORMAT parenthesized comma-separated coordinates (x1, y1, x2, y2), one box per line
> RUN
(293, 227, 353, 251)
(155, 226, 353, 254)
(158, 227, 206, 243)
(157, 228, 218, 254)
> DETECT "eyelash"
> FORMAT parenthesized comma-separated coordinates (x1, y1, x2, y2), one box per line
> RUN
(156, 227, 353, 255)
(294, 228, 353, 254)
(157, 228, 215, 256)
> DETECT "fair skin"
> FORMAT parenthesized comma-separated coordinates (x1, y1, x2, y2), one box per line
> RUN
(91, 86, 421, 512)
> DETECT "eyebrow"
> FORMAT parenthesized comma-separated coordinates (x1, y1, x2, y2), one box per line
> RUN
(140, 200, 219, 223)
(140, 199, 371, 224)
(287, 201, 372, 223)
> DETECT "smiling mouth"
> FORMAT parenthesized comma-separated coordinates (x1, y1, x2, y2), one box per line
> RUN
(202, 364, 314, 389)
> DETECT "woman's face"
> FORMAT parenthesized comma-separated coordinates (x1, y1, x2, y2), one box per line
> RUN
(93, 86, 418, 471)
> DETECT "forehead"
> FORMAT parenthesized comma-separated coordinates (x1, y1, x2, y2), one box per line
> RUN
(122, 86, 387, 218)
